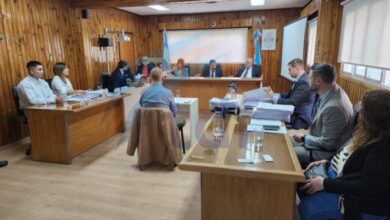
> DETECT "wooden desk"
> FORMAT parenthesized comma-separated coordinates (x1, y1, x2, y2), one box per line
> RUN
(25, 95, 127, 164)
(163, 77, 262, 111)
(178, 115, 304, 220)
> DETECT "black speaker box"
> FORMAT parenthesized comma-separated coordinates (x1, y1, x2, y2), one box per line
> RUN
(82, 9, 89, 19)
(98, 37, 113, 47)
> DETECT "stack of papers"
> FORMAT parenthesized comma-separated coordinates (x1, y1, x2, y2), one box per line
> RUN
(243, 88, 272, 103)
(252, 102, 294, 122)
(247, 119, 288, 134)
(209, 98, 241, 109)
(64, 91, 102, 102)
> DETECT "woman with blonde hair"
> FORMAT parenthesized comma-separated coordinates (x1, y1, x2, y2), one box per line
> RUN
(299, 89, 390, 220)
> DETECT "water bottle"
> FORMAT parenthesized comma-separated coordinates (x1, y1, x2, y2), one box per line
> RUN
(212, 112, 224, 138)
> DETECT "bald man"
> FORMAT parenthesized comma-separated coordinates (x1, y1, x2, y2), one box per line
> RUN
(235, 58, 261, 78)
(139, 67, 177, 116)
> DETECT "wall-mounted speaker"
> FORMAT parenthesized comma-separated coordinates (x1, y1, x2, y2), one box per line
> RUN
(98, 37, 113, 47)
(82, 9, 89, 19)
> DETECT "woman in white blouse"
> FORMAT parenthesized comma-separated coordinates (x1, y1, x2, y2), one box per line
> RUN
(51, 62, 81, 96)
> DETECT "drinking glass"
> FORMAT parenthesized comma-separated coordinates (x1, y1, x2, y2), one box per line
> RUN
(212, 112, 224, 138)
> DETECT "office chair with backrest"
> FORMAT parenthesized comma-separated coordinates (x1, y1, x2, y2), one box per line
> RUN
(45, 78, 53, 89)
(100, 73, 112, 92)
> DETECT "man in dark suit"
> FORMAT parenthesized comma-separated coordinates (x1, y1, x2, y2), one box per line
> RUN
(136, 56, 156, 76)
(267, 58, 316, 129)
(235, 58, 261, 78)
(202, 59, 223, 77)
(111, 60, 134, 90)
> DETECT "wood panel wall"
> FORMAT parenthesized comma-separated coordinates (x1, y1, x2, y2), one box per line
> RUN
(0, 0, 146, 146)
(141, 9, 301, 91)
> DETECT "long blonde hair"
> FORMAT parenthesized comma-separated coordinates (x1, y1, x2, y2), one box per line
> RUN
(350, 90, 390, 152)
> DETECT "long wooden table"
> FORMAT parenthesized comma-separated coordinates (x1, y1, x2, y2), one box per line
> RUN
(25, 94, 128, 164)
(163, 77, 262, 111)
(179, 114, 305, 220)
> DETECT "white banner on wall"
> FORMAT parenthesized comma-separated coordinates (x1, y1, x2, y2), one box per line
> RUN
(166, 28, 247, 64)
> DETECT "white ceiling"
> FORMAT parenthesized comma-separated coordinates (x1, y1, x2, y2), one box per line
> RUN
(119, 0, 310, 16)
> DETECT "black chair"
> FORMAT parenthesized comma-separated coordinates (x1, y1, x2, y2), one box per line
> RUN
(12, 86, 30, 155)
(100, 73, 112, 92)
(175, 115, 186, 154)
(45, 78, 53, 89)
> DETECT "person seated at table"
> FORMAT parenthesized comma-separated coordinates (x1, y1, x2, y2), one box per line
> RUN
(17, 60, 56, 109)
(202, 59, 223, 77)
(111, 60, 134, 90)
(51, 62, 83, 97)
(171, 58, 189, 77)
(266, 58, 316, 129)
(139, 67, 177, 116)
(298, 89, 390, 220)
(136, 56, 156, 77)
(292, 63, 353, 165)
(235, 58, 261, 78)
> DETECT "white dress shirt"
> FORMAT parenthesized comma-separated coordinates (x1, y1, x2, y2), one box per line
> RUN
(210, 69, 216, 78)
(241, 67, 252, 78)
(17, 75, 56, 109)
(51, 75, 74, 96)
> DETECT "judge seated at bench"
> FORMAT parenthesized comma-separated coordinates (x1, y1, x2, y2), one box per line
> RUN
(235, 58, 261, 78)
(17, 60, 56, 109)
(202, 59, 223, 78)
(139, 67, 177, 117)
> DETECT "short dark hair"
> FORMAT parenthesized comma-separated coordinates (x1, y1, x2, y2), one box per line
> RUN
(26, 60, 43, 71)
(116, 60, 128, 69)
(53, 62, 67, 76)
(288, 58, 304, 68)
(311, 63, 336, 84)
(209, 59, 216, 65)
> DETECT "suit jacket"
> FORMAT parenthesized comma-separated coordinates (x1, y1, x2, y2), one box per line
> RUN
(277, 73, 316, 129)
(111, 69, 133, 89)
(202, 66, 223, 77)
(235, 65, 261, 78)
(127, 107, 182, 166)
(136, 63, 156, 76)
(304, 84, 353, 160)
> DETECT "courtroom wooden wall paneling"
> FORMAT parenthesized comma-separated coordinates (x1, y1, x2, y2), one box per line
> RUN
(0, 0, 82, 146)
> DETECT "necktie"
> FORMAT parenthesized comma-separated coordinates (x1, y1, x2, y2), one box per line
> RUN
(312, 95, 321, 119)
(242, 69, 249, 78)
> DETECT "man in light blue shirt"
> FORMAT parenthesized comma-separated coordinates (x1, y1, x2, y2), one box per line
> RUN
(140, 67, 177, 116)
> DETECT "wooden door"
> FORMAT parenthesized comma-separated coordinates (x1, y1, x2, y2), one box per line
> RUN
(119, 35, 136, 73)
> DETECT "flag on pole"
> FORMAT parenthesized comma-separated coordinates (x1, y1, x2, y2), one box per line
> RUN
(253, 28, 261, 66)
(162, 30, 170, 71)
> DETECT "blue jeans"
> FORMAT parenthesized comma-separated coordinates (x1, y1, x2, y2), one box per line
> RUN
(299, 167, 342, 220)
(299, 167, 389, 220)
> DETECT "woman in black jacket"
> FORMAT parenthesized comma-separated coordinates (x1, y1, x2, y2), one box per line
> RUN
(300, 89, 390, 220)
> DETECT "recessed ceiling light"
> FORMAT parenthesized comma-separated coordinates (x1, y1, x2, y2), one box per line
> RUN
(148, 5, 170, 11)
(250, 0, 265, 6)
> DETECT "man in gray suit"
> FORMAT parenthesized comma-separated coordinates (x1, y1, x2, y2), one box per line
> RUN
(267, 58, 316, 129)
(292, 64, 353, 165)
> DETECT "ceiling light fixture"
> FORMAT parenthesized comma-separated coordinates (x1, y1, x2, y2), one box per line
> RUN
(250, 0, 265, 6)
(148, 5, 170, 11)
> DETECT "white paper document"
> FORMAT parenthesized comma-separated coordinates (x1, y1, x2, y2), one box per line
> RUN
(175, 97, 194, 104)
(250, 119, 282, 127)
(247, 124, 287, 134)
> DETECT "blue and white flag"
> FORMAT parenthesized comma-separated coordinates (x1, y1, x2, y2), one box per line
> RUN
(162, 30, 170, 71)
(253, 28, 261, 66)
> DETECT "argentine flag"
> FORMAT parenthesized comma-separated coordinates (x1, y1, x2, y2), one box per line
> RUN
(162, 30, 170, 71)
(253, 29, 261, 66)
